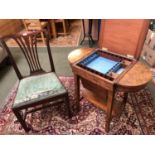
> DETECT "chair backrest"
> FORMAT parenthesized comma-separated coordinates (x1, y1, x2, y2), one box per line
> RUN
(0, 30, 55, 80)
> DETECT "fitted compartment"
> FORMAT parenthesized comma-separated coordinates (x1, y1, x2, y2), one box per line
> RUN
(78, 50, 132, 81)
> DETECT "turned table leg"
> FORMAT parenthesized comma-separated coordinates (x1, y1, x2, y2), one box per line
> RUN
(105, 90, 115, 132)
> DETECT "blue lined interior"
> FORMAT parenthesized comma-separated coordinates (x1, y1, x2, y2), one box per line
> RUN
(86, 56, 119, 74)
(79, 53, 124, 75)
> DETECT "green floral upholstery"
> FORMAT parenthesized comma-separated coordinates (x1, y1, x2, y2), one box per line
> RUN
(13, 73, 66, 108)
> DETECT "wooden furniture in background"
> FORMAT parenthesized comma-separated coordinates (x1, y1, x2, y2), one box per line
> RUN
(99, 19, 150, 59)
(0, 19, 23, 37)
(22, 19, 50, 44)
(82, 19, 99, 41)
(80, 19, 94, 46)
(0, 30, 71, 132)
(68, 48, 152, 132)
(54, 19, 69, 36)
(50, 19, 57, 38)
(40, 19, 56, 39)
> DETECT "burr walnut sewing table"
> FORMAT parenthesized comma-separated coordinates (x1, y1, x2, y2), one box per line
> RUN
(68, 48, 152, 132)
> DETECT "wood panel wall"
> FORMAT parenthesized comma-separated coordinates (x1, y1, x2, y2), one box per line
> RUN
(0, 19, 24, 37)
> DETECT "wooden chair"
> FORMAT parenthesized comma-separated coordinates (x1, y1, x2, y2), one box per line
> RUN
(0, 30, 71, 132)
(54, 19, 69, 36)
(22, 19, 50, 44)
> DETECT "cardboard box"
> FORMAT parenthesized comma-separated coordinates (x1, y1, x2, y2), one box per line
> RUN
(150, 68, 155, 86)
(149, 34, 155, 50)
(145, 29, 153, 44)
(141, 29, 155, 66)
(141, 44, 155, 66)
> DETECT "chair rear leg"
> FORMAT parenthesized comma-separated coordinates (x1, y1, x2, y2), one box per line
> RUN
(65, 94, 72, 118)
(12, 108, 30, 132)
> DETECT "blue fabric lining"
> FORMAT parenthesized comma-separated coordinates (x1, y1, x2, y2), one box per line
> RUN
(85, 56, 119, 74)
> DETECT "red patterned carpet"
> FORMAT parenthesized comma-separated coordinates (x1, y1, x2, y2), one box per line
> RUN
(0, 76, 155, 135)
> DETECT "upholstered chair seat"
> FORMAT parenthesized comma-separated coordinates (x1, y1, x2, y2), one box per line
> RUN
(13, 72, 66, 108)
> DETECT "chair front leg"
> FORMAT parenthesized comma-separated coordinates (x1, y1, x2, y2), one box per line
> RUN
(12, 108, 30, 132)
